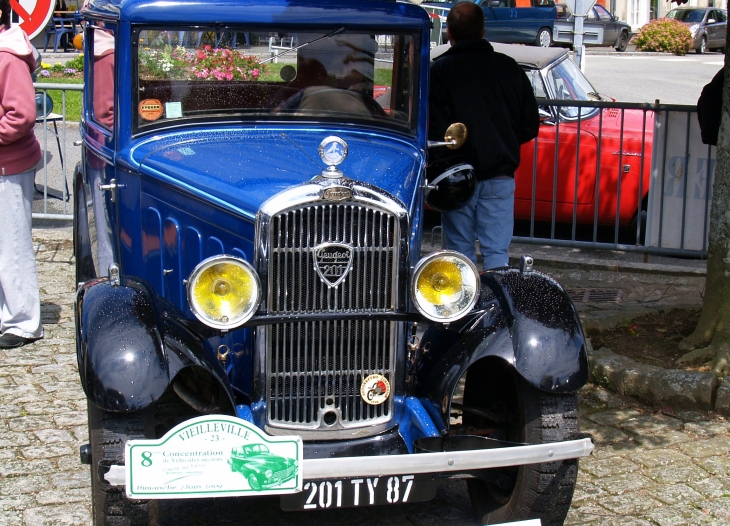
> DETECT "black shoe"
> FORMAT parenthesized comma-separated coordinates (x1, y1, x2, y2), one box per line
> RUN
(0, 333, 41, 348)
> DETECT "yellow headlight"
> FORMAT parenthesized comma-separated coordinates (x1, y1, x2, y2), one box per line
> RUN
(412, 251, 479, 322)
(187, 256, 261, 329)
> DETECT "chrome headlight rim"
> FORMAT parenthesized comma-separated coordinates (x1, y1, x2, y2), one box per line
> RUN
(411, 250, 480, 323)
(186, 255, 262, 330)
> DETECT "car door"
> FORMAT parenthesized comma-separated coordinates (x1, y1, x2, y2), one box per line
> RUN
(594, 4, 618, 45)
(707, 9, 726, 49)
(514, 67, 599, 224)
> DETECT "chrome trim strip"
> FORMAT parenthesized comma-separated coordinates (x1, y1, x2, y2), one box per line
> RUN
(104, 438, 594, 487)
(302, 438, 595, 479)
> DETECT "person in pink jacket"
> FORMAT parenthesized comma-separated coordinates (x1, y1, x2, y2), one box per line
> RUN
(0, 0, 44, 348)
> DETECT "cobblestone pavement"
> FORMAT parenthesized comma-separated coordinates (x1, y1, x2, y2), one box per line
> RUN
(0, 227, 728, 525)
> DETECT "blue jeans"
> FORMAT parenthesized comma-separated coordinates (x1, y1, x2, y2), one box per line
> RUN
(441, 177, 514, 270)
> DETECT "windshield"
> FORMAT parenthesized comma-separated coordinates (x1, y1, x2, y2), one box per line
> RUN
(666, 9, 706, 22)
(134, 28, 419, 134)
(543, 57, 599, 119)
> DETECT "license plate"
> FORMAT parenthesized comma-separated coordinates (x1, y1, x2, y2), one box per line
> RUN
(280, 474, 438, 510)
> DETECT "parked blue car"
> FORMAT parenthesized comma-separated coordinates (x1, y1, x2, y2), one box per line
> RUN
(420, 0, 558, 47)
(74, 0, 591, 524)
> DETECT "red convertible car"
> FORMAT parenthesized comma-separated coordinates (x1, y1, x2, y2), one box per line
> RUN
(431, 44, 654, 231)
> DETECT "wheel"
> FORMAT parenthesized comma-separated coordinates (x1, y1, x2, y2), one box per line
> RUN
(534, 27, 552, 48)
(88, 402, 158, 526)
(463, 366, 579, 525)
(697, 36, 706, 54)
(615, 31, 628, 52)
(248, 473, 262, 491)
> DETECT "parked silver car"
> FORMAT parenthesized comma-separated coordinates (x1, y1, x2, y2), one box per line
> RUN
(666, 7, 727, 54)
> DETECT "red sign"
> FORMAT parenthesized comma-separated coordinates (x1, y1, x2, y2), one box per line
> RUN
(11, 0, 54, 40)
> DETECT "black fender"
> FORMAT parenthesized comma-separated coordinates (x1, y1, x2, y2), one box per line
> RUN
(416, 268, 588, 431)
(76, 277, 235, 413)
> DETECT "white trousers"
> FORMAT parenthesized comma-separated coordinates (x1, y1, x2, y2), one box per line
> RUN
(0, 171, 43, 339)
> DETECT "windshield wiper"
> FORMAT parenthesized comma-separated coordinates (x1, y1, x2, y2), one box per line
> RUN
(587, 91, 602, 101)
(259, 27, 346, 64)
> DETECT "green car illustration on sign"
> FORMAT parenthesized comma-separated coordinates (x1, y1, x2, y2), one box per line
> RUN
(229, 443, 298, 490)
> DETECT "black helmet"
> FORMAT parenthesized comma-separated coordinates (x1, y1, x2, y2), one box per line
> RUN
(425, 157, 475, 212)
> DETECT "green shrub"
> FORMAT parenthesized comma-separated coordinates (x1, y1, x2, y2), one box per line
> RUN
(634, 18, 693, 55)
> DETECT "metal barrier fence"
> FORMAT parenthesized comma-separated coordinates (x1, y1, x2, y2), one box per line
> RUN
(32, 88, 713, 258)
(33, 82, 83, 222)
(505, 99, 712, 258)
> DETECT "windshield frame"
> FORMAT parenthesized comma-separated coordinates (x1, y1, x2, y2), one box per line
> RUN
(131, 26, 421, 137)
(542, 56, 601, 121)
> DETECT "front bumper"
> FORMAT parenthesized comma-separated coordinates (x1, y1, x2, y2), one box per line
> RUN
(103, 437, 593, 485)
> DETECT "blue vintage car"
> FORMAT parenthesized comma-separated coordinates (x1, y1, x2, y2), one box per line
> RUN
(74, 0, 591, 524)
(420, 0, 558, 47)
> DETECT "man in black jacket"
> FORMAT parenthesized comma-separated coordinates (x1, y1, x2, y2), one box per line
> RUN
(429, 1, 539, 269)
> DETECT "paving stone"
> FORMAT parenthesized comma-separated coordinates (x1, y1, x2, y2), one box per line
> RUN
(0, 475, 50, 496)
(22, 506, 91, 526)
(0, 459, 54, 478)
(0, 431, 32, 448)
(20, 444, 75, 460)
(33, 429, 75, 445)
(0, 511, 22, 525)
(648, 483, 706, 506)
(588, 408, 643, 427)
(0, 495, 35, 511)
(644, 504, 721, 525)
(595, 491, 663, 515)
(683, 421, 729, 436)
(628, 448, 694, 468)
(702, 496, 730, 521)
(49, 471, 89, 490)
(34, 488, 89, 506)
(578, 421, 631, 445)
(688, 477, 730, 499)
(52, 412, 87, 428)
(678, 436, 730, 458)
(646, 464, 712, 485)
(618, 413, 684, 435)
(592, 472, 655, 495)
(694, 456, 730, 477)
(631, 429, 693, 449)
(580, 456, 640, 478)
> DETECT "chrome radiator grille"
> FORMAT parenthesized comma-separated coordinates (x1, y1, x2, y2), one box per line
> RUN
(269, 204, 397, 314)
(266, 202, 399, 430)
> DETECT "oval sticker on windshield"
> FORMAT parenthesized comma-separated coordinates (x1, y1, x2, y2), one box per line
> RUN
(139, 99, 163, 121)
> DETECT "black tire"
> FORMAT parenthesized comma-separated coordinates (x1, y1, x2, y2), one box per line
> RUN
(534, 27, 552, 48)
(463, 369, 579, 525)
(615, 31, 629, 52)
(88, 402, 159, 526)
(697, 36, 706, 54)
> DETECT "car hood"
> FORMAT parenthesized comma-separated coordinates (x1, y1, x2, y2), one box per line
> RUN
(128, 128, 424, 218)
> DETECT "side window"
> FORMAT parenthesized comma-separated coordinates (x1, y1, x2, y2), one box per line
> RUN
(90, 25, 115, 131)
(524, 68, 547, 99)
(586, 8, 600, 22)
(595, 5, 613, 22)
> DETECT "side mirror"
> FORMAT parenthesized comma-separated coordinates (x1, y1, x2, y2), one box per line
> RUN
(427, 122, 468, 149)
(707, 18, 716, 24)
(35, 92, 54, 119)
(490, 0, 501, 6)
(538, 107, 554, 125)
